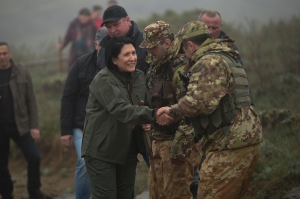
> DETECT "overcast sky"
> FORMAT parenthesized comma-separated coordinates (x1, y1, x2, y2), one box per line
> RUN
(0, 0, 299, 51)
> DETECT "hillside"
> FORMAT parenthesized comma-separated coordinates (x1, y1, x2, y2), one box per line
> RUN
(1, 0, 299, 50)
(6, 8, 300, 199)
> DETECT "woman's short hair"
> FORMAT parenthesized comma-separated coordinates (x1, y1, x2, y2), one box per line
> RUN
(105, 36, 136, 71)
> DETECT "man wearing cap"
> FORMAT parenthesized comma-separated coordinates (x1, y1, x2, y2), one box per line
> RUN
(156, 21, 263, 199)
(139, 21, 200, 199)
(97, 5, 149, 74)
(60, 27, 107, 199)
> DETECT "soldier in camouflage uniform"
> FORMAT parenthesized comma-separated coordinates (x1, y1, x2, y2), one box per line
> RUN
(157, 21, 263, 199)
(139, 21, 201, 199)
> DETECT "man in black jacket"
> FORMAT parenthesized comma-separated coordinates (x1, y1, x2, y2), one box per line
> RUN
(97, 5, 149, 74)
(60, 27, 107, 199)
(198, 10, 243, 64)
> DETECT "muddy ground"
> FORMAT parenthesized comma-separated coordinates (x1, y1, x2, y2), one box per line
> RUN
(8, 138, 149, 199)
(8, 139, 77, 199)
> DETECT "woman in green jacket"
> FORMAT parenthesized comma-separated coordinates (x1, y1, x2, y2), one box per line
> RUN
(82, 36, 155, 199)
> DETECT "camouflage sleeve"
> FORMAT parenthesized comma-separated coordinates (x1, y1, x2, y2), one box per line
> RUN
(172, 64, 185, 101)
(170, 54, 228, 118)
(170, 64, 186, 121)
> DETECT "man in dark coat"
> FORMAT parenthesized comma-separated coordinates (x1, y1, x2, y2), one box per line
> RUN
(60, 27, 107, 199)
(97, 5, 149, 74)
(0, 42, 52, 199)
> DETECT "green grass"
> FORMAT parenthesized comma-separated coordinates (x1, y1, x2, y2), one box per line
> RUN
(248, 120, 300, 198)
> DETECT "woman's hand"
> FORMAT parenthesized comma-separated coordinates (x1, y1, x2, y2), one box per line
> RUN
(142, 124, 151, 131)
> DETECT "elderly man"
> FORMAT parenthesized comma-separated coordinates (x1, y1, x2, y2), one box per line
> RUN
(199, 10, 243, 64)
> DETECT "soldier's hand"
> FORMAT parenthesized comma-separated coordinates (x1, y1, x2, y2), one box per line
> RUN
(61, 135, 74, 148)
(156, 113, 174, 126)
(156, 107, 171, 116)
(142, 124, 151, 131)
(30, 129, 40, 143)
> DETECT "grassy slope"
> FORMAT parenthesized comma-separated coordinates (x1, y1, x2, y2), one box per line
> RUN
(10, 11, 300, 198)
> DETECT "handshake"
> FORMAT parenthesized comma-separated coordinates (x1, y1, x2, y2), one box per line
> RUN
(142, 107, 174, 132)
(155, 107, 174, 126)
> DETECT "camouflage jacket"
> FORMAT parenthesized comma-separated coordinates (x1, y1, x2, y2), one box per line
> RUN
(146, 37, 196, 162)
(170, 38, 263, 153)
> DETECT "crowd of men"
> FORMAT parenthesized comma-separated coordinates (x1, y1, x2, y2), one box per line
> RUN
(0, 1, 262, 199)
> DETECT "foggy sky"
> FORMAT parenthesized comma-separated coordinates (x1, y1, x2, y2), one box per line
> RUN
(0, 0, 299, 51)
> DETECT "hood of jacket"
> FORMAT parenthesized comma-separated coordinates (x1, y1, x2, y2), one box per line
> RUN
(191, 38, 240, 62)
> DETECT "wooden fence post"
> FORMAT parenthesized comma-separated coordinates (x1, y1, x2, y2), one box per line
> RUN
(58, 36, 63, 73)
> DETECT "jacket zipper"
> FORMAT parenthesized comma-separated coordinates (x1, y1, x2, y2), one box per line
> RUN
(127, 83, 135, 130)
(127, 83, 133, 104)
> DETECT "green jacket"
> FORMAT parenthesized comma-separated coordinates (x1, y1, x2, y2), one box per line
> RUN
(82, 67, 155, 165)
(8, 61, 39, 136)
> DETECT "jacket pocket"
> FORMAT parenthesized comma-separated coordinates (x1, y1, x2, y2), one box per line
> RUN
(97, 121, 114, 148)
(82, 118, 91, 155)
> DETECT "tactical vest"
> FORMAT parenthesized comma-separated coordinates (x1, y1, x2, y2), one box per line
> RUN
(192, 52, 253, 139)
(147, 58, 186, 135)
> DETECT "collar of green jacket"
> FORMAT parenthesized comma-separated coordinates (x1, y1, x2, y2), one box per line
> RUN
(191, 38, 239, 62)
(109, 68, 140, 84)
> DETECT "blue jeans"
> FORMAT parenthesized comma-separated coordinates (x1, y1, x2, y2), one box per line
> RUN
(73, 128, 91, 199)
(0, 123, 41, 199)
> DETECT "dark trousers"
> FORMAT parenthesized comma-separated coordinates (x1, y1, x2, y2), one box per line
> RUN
(85, 155, 137, 199)
(0, 123, 41, 199)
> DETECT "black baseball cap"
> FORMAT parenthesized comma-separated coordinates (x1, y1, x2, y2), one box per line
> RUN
(101, 5, 128, 27)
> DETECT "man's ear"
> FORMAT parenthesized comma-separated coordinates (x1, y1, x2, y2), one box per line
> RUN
(187, 41, 197, 52)
(187, 41, 193, 48)
(164, 38, 172, 49)
(125, 16, 131, 25)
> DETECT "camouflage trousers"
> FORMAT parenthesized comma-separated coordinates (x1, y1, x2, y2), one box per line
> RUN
(148, 139, 201, 199)
(197, 143, 260, 199)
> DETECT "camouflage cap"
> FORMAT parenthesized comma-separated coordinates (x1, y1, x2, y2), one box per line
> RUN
(177, 21, 209, 41)
(139, 21, 171, 49)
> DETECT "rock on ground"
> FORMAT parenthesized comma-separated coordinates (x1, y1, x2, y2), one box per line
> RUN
(282, 187, 300, 199)
(135, 190, 149, 199)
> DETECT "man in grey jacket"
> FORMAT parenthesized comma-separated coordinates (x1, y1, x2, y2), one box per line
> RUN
(0, 42, 52, 199)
